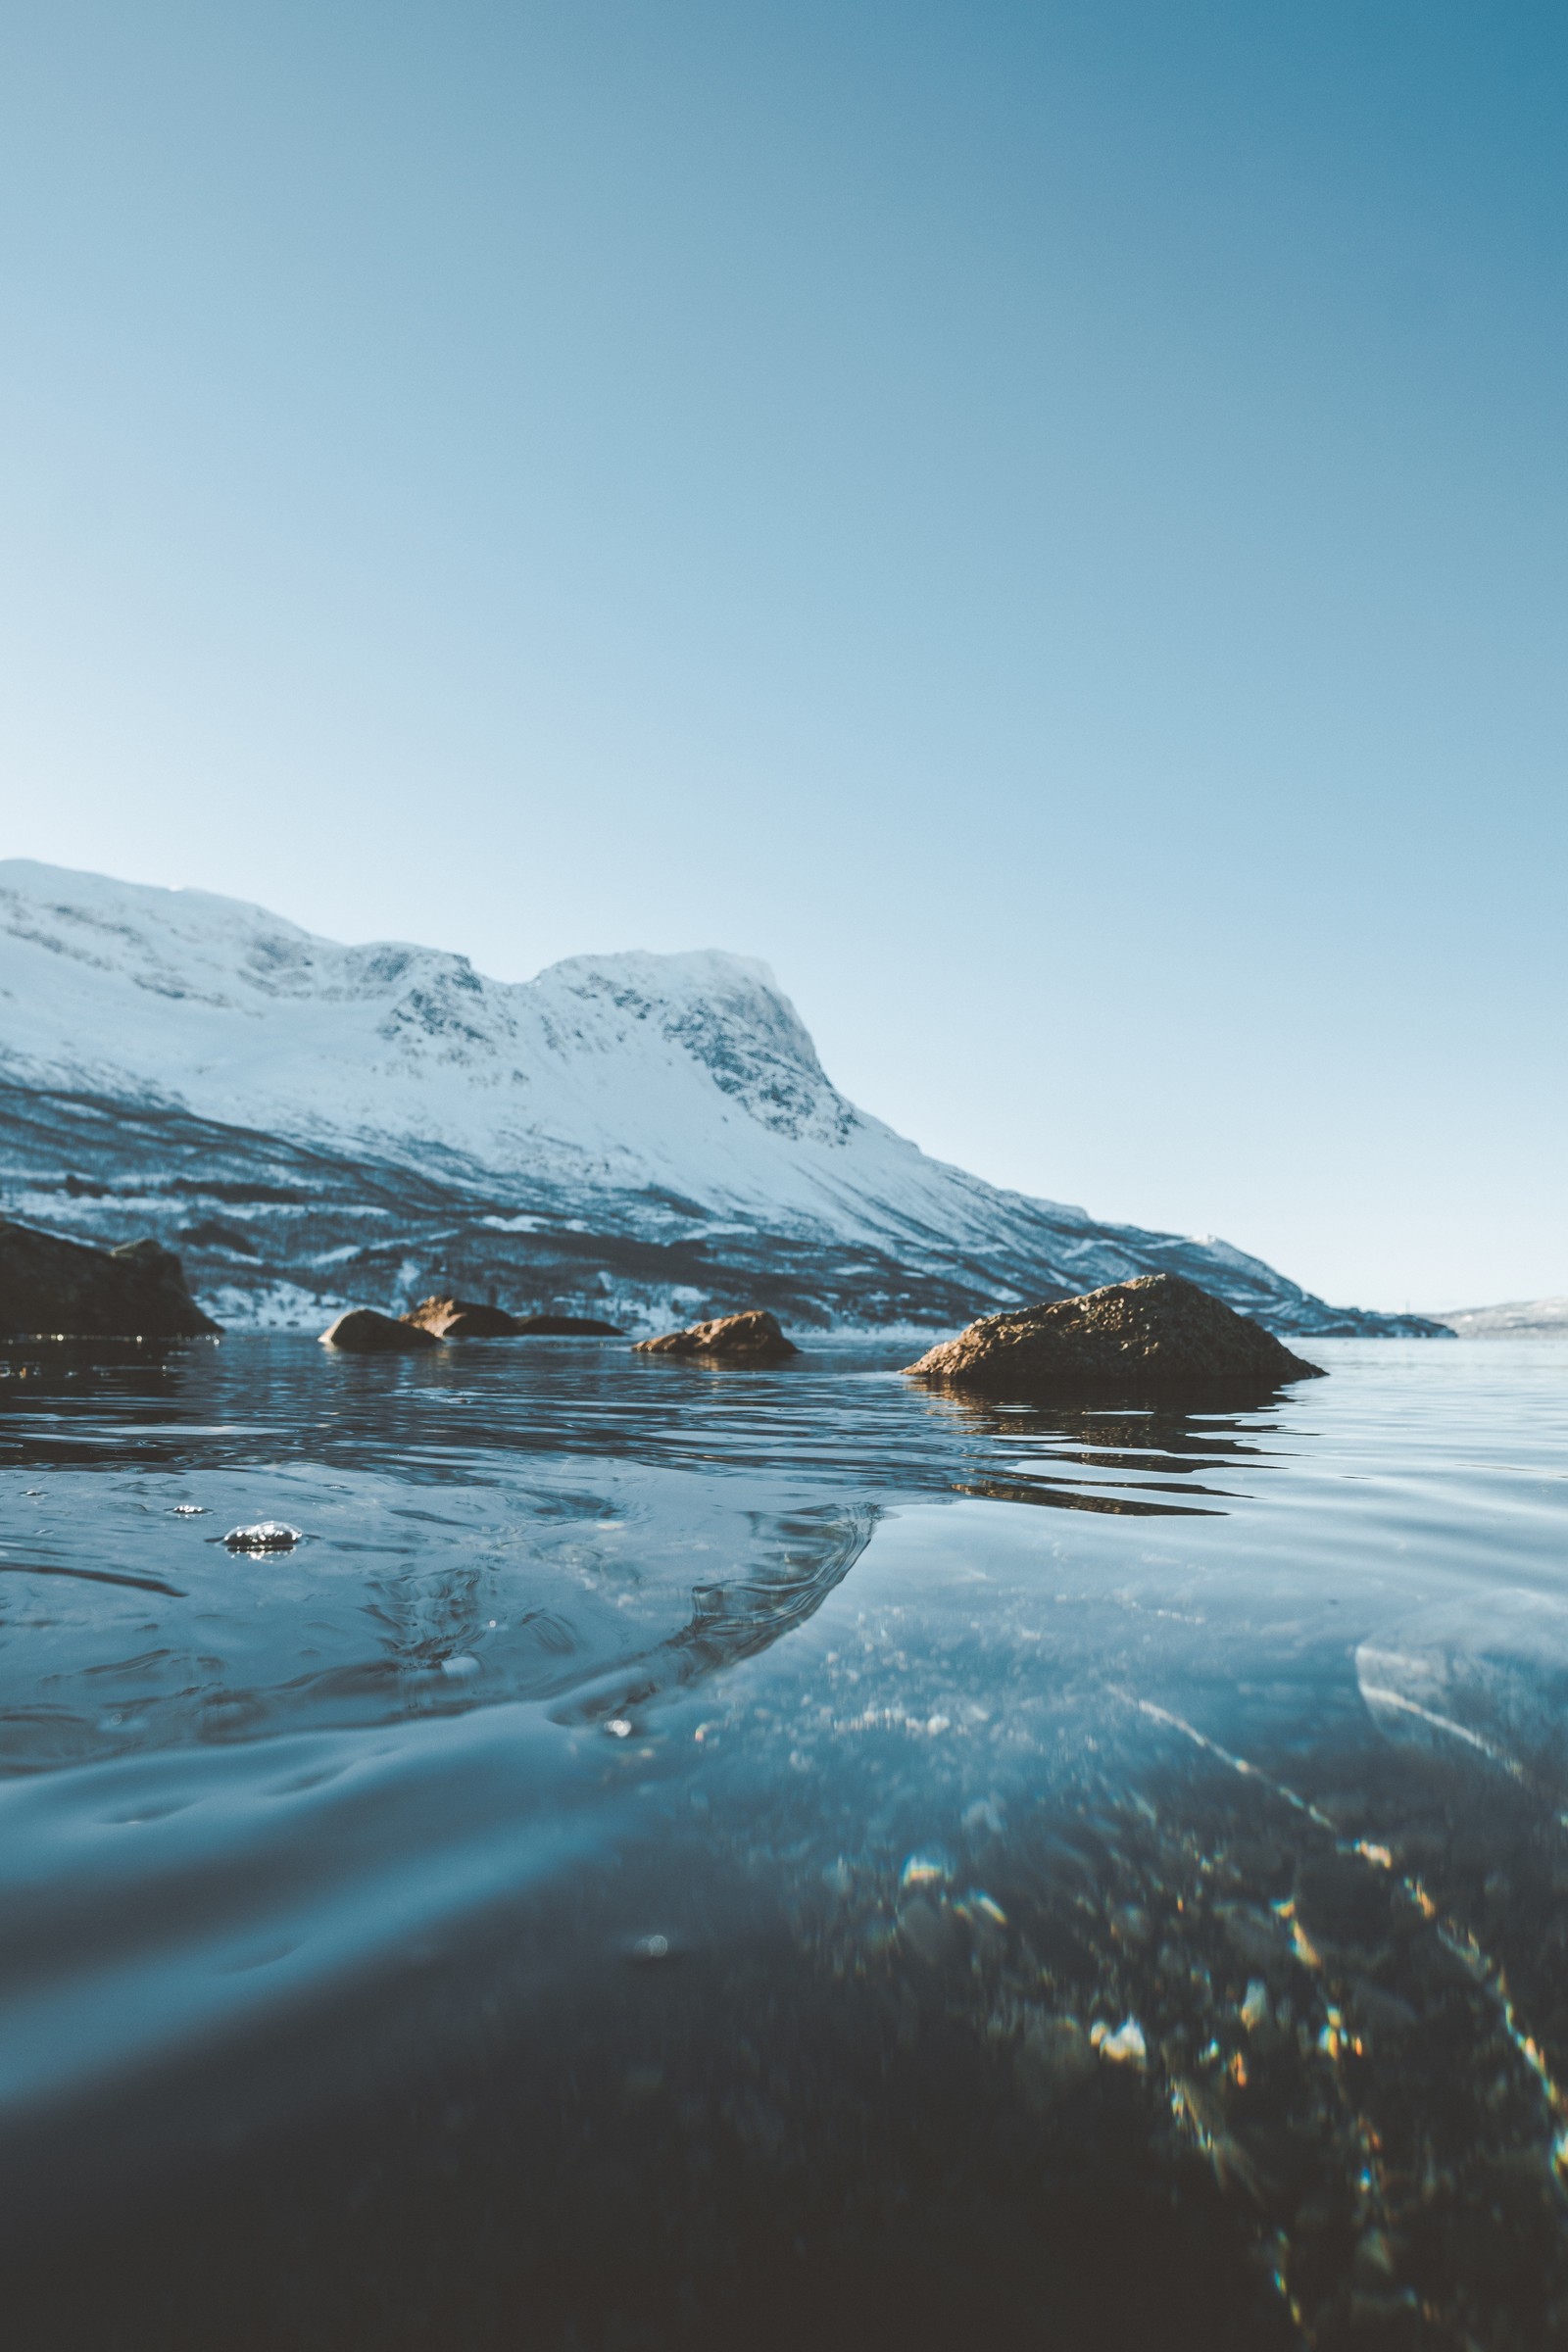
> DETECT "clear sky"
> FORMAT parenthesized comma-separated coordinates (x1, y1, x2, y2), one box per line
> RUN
(1, 1, 1563, 1313)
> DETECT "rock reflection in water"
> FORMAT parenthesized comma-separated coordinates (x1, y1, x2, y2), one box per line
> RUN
(919, 1389, 1280, 1515)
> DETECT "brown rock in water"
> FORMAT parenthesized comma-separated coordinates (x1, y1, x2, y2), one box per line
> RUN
(904, 1274, 1322, 1403)
(0, 1218, 220, 1338)
(320, 1307, 441, 1352)
(633, 1309, 798, 1365)
(403, 1298, 624, 1338)
(403, 1297, 521, 1339)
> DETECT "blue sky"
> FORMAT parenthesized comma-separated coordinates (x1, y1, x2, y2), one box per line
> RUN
(1, 1, 1563, 1310)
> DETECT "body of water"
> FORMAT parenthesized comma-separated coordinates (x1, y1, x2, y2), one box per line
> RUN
(1, 1334, 1565, 2348)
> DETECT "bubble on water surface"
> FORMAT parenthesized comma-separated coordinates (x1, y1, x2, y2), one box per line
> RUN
(223, 1522, 302, 1553)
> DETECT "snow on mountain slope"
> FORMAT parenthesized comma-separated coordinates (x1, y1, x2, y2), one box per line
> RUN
(0, 860, 971, 1227)
(0, 860, 1440, 1335)
(1436, 1298, 1568, 1339)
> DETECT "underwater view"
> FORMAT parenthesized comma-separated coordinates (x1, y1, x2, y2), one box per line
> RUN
(2, 1333, 1566, 2348)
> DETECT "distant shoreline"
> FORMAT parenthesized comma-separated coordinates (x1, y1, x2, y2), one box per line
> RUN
(1431, 1298, 1568, 1341)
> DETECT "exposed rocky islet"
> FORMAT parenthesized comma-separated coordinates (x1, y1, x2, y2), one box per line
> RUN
(402, 1296, 624, 1339)
(633, 1309, 800, 1364)
(905, 1273, 1324, 1403)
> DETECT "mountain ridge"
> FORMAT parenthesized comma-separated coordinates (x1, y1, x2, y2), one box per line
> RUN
(0, 860, 1445, 1339)
(1435, 1298, 1568, 1340)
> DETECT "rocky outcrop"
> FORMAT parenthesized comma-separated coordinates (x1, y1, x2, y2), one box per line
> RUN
(404, 1297, 521, 1339)
(904, 1273, 1323, 1403)
(320, 1307, 441, 1352)
(0, 1217, 219, 1338)
(403, 1297, 624, 1338)
(633, 1309, 798, 1364)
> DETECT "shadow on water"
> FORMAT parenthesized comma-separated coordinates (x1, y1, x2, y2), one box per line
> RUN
(2, 1336, 1568, 2348)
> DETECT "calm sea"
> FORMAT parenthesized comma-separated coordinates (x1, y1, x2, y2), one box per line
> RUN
(1, 1334, 1565, 2348)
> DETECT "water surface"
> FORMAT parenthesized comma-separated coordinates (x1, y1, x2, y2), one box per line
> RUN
(1, 1335, 1565, 2348)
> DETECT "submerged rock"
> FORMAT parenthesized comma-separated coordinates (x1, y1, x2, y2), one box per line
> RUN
(633, 1309, 798, 1365)
(319, 1307, 441, 1352)
(904, 1273, 1322, 1403)
(0, 1217, 220, 1338)
(1015, 2013, 1097, 2110)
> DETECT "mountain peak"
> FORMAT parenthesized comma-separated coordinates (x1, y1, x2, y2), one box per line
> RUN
(0, 859, 1432, 1337)
(535, 949, 853, 1146)
(0, 860, 861, 1173)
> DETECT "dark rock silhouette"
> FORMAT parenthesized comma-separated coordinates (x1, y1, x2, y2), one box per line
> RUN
(633, 1309, 798, 1365)
(0, 1217, 219, 1338)
(513, 1314, 624, 1336)
(905, 1273, 1322, 1403)
(320, 1307, 441, 1352)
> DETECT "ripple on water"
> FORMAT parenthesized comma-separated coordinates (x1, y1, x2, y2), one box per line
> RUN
(0, 1334, 1564, 2345)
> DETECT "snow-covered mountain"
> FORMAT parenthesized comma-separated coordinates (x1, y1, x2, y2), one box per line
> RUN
(0, 860, 1442, 1337)
(1436, 1298, 1568, 1339)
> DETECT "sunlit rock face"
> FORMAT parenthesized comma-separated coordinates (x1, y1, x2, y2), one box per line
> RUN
(0, 859, 1448, 1339)
(403, 1298, 526, 1339)
(401, 1297, 625, 1339)
(904, 1274, 1324, 1403)
(633, 1310, 799, 1364)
